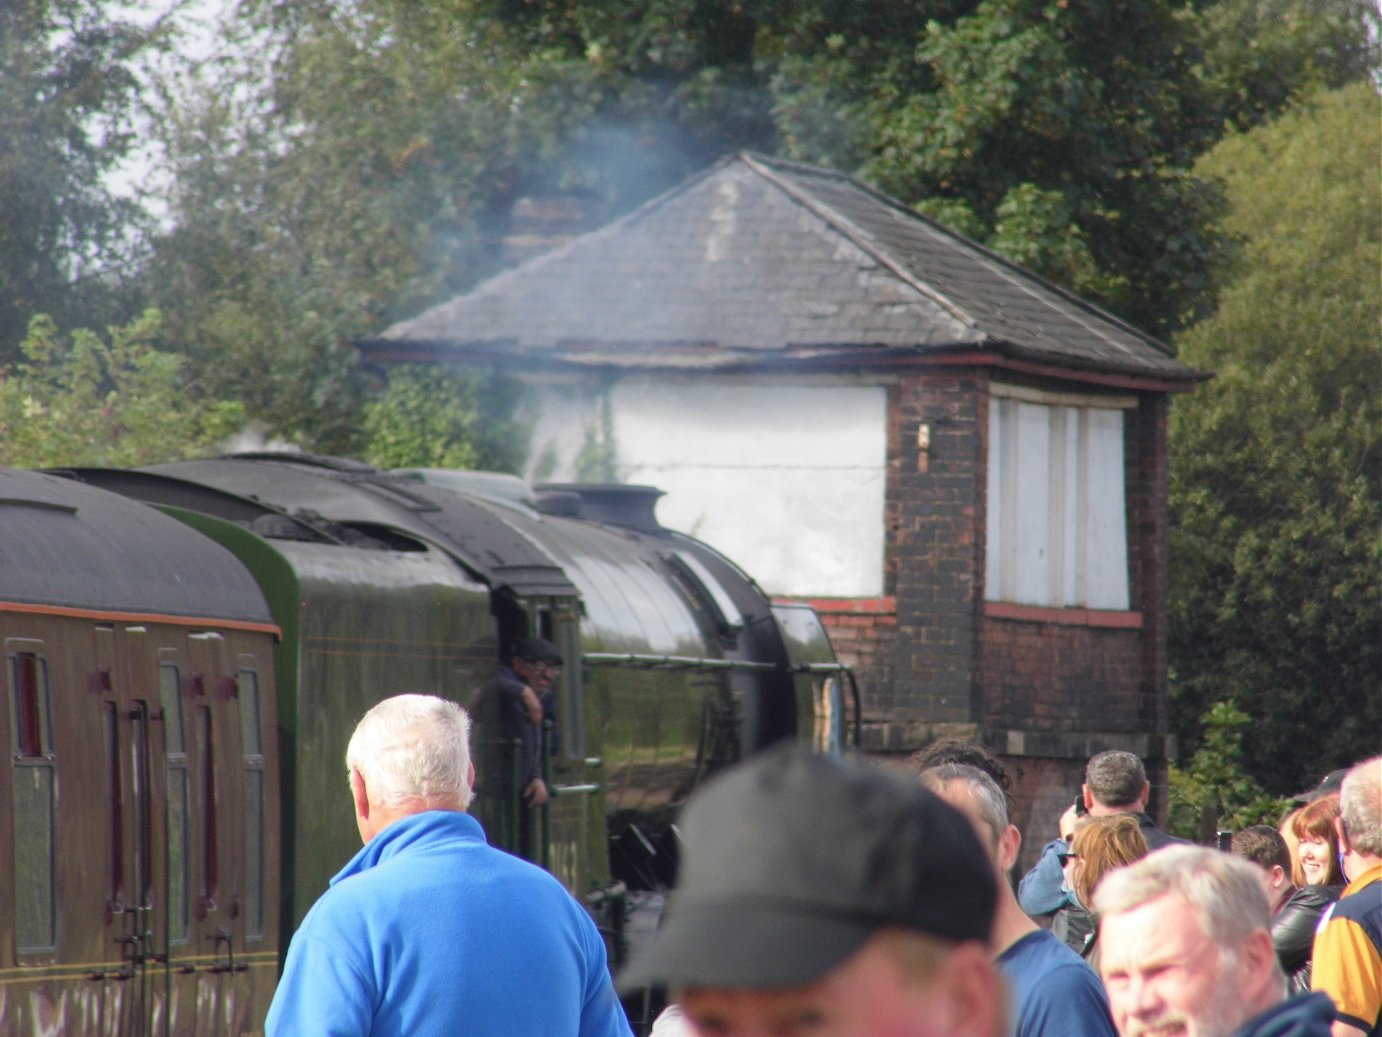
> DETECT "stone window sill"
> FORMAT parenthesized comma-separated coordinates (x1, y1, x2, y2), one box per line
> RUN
(983, 601, 1143, 628)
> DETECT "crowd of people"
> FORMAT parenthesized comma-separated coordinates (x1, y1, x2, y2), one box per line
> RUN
(261, 675, 1381, 1037)
(634, 746, 1380, 1037)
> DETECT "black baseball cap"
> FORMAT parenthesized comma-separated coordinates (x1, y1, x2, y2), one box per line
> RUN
(1289, 767, 1350, 807)
(617, 744, 997, 993)
(512, 636, 562, 665)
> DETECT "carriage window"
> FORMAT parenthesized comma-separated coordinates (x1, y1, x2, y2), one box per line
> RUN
(10, 651, 56, 953)
(104, 704, 125, 908)
(161, 664, 189, 941)
(239, 668, 265, 938)
(199, 708, 218, 908)
(160, 664, 185, 755)
(238, 668, 262, 757)
(166, 766, 189, 941)
(129, 703, 152, 910)
(12, 652, 51, 757)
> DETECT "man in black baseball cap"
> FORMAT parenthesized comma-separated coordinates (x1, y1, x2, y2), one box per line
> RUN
(619, 745, 1006, 1037)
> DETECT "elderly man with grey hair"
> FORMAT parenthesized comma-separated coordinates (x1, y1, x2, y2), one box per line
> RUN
(1095, 845, 1336, 1037)
(266, 693, 632, 1037)
(920, 763, 1117, 1037)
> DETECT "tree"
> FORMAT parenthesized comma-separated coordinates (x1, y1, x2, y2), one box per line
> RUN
(360, 365, 526, 472)
(770, 0, 1226, 333)
(1168, 81, 1381, 796)
(0, 311, 245, 467)
(145, 0, 788, 450)
(1194, 0, 1379, 132)
(1167, 700, 1291, 841)
(0, 0, 163, 363)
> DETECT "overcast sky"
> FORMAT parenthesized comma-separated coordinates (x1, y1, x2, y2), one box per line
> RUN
(108, 0, 230, 215)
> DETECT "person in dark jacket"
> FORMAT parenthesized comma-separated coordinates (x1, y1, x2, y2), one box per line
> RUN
(1096, 845, 1336, 1037)
(467, 636, 564, 858)
(1232, 826, 1341, 994)
(470, 636, 563, 808)
(1019, 750, 1186, 952)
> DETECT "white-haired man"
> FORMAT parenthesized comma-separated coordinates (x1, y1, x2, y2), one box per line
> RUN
(266, 693, 632, 1037)
(1095, 845, 1336, 1037)
(1311, 756, 1382, 1037)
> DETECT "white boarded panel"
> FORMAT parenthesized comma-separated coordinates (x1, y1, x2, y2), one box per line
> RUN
(1013, 401, 1053, 605)
(1085, 408, 1130, 609)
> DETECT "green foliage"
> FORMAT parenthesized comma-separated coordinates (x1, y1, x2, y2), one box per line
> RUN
(360, 364, 527, 473)
(770, 0, 1230, 333)
(1195, 0, 1379, 131)
(1167, 701, 1291, 842)
(0, 0, 164, 362)
(0, 312, 245, 467)
(1168, 82, 1382, 795)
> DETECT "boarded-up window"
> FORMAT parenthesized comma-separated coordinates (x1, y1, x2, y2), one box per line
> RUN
(986, 390, 1132, 610)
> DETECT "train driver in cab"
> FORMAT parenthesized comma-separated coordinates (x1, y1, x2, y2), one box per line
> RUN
(471, 635, 562, 807)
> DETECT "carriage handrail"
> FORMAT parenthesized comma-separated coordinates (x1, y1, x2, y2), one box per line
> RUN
(581, 651, 851, 675)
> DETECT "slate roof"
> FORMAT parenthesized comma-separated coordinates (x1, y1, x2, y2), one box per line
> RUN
(367, 152, 1199, 383)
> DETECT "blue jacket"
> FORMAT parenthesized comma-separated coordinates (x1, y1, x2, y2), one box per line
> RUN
(1018, 838, 1073, 917)
(998, 928, 1117, 1037)
(266, 811, 633, 1037)
(1231, 993, 1335, 1037)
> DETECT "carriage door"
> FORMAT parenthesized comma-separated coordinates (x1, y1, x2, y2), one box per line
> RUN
(94, 624, 164, 1037)
(184, 632, 250, 1037)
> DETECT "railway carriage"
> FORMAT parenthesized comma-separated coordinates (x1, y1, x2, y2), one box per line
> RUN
(0, 469, 281, 1035)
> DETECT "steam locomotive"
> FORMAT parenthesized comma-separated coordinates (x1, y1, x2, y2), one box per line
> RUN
(0, 455, 849, 1035)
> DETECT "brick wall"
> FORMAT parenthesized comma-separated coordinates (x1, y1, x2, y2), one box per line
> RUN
(779, 373, 1177, 864)
(995, 753, 1086, 867)
(886, 371, 987, 725)
(1128, 394, 1172, 736)
(977, 616, 1145, 732)
(805, 598, 896, 704)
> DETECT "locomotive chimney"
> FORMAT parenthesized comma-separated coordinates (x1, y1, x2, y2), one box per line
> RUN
(536, 483, 665, 534)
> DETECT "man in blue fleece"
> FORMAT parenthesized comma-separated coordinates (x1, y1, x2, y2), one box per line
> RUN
(265, 693, 633, 1037)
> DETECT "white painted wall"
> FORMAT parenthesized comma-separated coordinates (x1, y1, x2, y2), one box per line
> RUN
(521, 376, 888, 598)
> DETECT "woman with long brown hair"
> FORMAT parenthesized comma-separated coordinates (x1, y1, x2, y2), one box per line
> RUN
(1064, 815, 1149, 969)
